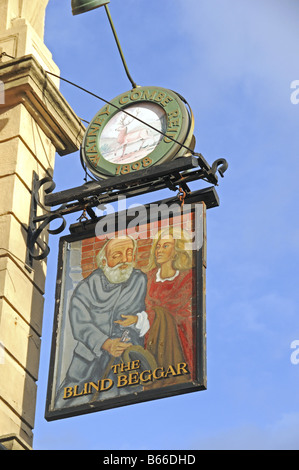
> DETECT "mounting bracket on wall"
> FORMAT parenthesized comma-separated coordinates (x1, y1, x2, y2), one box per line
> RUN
(26, 155, 228, 268)
(26, 173, 67, 270)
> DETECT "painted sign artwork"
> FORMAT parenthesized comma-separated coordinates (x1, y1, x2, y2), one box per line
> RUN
(99, 103, 167, 165)
(45, 203, 206, 420)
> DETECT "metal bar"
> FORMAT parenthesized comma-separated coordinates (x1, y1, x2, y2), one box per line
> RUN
(68, 186, 220, 235)
(35, 167, 214, 225)
(104, 5, 137, 89)
(44, 156, 200, 207)
(27, 166, 220, 264)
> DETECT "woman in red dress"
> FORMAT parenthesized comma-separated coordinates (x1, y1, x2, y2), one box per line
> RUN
(144, 226, 196, 383)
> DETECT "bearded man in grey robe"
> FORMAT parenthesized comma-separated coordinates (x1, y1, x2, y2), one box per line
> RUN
(55, 236, 149, 408)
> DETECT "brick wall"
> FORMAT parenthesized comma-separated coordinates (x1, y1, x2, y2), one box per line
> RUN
(81, 237, 105, 279)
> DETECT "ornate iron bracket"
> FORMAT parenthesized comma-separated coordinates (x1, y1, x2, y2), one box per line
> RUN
(26, 172, 67, 270)
(26, 155, 228, 268)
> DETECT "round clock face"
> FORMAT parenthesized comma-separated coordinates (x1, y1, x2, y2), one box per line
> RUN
(81, 86, 194, 179)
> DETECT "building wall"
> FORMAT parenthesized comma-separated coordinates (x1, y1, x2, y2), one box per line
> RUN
(0, 0, 85, 450)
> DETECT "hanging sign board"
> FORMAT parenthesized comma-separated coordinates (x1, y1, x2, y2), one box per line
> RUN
(45, 197, 206, 421)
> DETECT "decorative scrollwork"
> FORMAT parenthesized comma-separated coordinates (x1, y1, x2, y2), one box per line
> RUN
(26, 173, 67, 266)
(27, 212, 66, 262)
(211, 158, 229, 178)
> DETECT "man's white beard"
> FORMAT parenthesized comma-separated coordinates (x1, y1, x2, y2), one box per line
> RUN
(102, 262, 133, 284)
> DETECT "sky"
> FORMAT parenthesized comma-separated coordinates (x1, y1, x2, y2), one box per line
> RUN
(32, 0, 299, 450)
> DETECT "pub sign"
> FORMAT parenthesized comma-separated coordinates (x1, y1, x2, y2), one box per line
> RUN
(45, 199, 207, 420)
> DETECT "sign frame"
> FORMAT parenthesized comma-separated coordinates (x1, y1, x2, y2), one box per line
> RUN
(81, 86, 194, 179)
(45, 197, 207, 421)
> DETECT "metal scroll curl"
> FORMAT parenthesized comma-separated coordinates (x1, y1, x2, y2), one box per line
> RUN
(27, 212, 66, 262)
(26, 173, 67, 266)
(211, 158, 229, 178)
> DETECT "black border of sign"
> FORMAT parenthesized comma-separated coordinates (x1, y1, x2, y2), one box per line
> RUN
(45, 197, 207, 422)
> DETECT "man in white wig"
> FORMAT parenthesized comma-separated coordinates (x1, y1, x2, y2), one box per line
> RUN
(55, 236, 149, 407)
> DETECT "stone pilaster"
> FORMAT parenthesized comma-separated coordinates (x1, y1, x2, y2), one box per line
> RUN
(0, 1, 85, 449)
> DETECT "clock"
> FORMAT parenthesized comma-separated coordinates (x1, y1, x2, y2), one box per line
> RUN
(81, 86, 194, 179)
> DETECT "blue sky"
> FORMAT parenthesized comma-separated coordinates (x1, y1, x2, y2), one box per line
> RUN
(32, 0, 299, 450)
